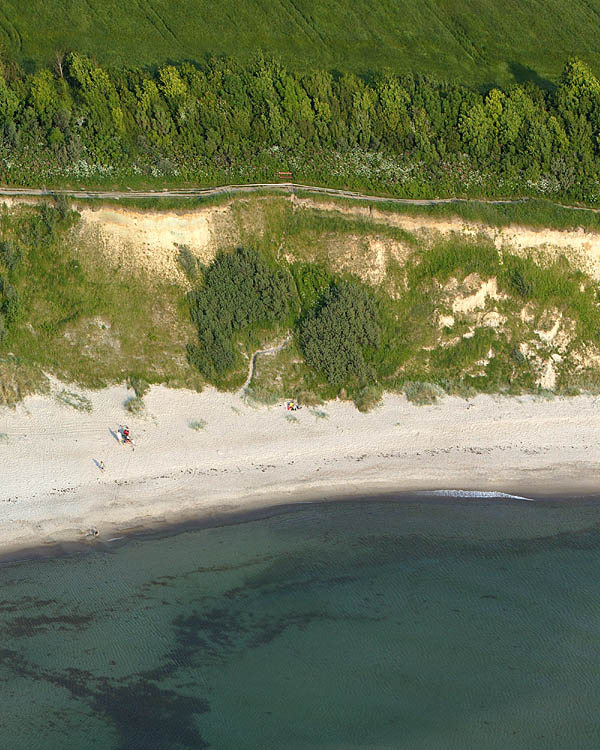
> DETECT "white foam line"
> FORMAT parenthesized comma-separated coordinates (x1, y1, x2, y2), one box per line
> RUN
(105, 536, 125, 542)
(418, 489, 535, 502)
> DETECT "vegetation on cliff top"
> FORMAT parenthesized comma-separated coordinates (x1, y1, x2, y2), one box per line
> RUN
(1, 54, 600, 203)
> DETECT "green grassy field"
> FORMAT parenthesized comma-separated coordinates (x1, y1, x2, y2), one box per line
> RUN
(4, 0, 600, 87)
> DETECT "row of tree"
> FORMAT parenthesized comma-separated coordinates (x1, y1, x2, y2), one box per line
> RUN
(1, 53, 600, 199)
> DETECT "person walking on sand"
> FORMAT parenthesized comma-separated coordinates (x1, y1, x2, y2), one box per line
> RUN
(99, 461, 105, 472)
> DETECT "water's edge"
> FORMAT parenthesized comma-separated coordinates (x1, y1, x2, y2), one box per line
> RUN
(2, 487, 596, 567)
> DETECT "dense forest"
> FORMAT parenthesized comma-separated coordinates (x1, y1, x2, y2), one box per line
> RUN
(0, 53, 600, 201)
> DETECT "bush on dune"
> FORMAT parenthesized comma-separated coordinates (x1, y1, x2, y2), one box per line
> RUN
(187, 247, 295, 381)
(298, 279, 381, 389)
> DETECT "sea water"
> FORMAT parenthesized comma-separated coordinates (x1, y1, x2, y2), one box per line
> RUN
(1, 495, 600, 749)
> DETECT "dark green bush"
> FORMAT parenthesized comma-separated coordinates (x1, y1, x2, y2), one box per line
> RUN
(187, 247, 295, 380)
(0, 278, 19, 325)
(0, 241, 21, 272)
(177, 245, 199, 280)
(299, 279, 381, 388)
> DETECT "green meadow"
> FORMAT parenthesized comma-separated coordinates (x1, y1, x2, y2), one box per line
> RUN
(2, 0, 600, 87)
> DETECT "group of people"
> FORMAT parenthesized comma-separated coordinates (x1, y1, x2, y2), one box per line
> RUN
(285, 400, 301, 412)
(118, 425, 133, 445)
(95, 425, 134, 475)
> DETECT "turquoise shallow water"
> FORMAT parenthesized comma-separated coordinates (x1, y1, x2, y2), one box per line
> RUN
(1, 495, 600, 749)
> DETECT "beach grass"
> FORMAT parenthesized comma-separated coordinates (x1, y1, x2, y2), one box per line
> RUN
(55, 389, 93, 412)
(404, 382, 446, 405)
(124, 396, 145, 415)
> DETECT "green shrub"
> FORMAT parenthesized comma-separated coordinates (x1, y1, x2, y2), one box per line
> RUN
(0, 278, 20, 325)
(188, 419, 207, 430)
(0, 241, 21, 272)
(299, 279, 380, 388)
(124, 395, 145, 415)
(53, 193, 71, 220)
(187, 247, 295, 381)
(126, 375, 150, 398)
(404, 382, 445, 405)
(503, 259, 534, 298)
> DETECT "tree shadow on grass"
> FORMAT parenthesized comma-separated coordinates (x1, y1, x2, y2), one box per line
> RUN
(508, 62, 556, 91)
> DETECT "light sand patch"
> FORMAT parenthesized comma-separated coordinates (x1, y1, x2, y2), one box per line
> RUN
(297, 198, 600, 281)
(296, 197, 484, 241)
(533, 310, 574, 352)
(571, 344, 600, 371)
(76, 204, 233, 280)
(538, 359, 557, 390)
(520, 303, 536, 324)
(481, 311, 506, 328)
(452, 277, 505, 314)
(284, 232, 407, 286)
(535, 315, 562, 344)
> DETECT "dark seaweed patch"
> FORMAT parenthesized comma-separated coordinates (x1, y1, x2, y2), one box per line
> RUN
(0, 651, 209, 749)
(0, 596, 58, 614)
(4, 613, 95, 638)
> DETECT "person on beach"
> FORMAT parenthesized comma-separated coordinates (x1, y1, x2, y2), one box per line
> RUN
(99, 460, 105, 472)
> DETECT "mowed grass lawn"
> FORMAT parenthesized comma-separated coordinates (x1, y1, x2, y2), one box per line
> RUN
(3, 0, 600, 87)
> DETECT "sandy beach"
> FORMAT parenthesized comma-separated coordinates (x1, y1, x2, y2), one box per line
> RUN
(1, 383, 599, 558)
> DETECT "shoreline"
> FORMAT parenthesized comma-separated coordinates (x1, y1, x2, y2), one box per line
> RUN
(1, 383, 600, 564)
(2, 486, 598, 567)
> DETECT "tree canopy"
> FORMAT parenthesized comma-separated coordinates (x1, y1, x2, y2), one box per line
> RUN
(0, 54, 599, 201)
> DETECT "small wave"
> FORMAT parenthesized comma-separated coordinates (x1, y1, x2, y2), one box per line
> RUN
(418, 489, 535, 502)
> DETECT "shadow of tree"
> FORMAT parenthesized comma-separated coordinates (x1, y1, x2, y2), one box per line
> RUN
(508, 61, 556, 91)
